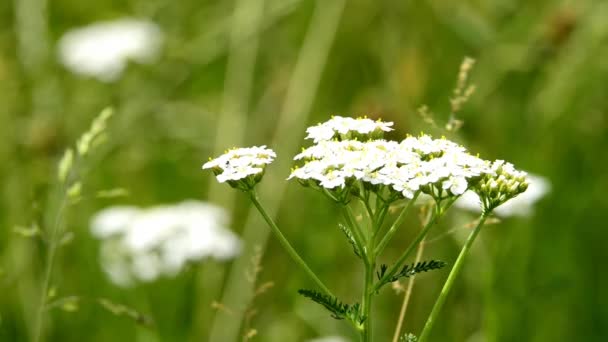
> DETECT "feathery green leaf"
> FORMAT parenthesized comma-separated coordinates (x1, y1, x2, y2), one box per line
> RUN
(376, 260, 447, 290)
(298, 289, 366, 325)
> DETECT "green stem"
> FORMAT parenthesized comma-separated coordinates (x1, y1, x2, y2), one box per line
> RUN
(418, 213, 489, 342)
(361, 260, 375, 342)
(33, 194, 67, 342)
(373, 207, 439, 293)
(249, 190, 334, 297)
(374, 193, 420, 255)
(361, 191, 375, 225)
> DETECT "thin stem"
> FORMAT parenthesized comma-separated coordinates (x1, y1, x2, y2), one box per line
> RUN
(418, 213, 489, 342)
(373, 207, 438, 293)
(249, 190, 334, 297)
(33, 195, 67, 342)
(361, 198, 377, 342)
(374, 193, 398, 233)
(359, 187, 374, 225)
(392, 233, 427, 342)
(374, 193, 420, 255)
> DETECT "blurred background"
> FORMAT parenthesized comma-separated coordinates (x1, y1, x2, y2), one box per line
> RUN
(1, 0, 607, 341)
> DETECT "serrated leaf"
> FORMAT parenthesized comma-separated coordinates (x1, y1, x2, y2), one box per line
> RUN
(298, 289, 365, 325)
(338, 223, 361, 258)
(377, 260, 447, 290)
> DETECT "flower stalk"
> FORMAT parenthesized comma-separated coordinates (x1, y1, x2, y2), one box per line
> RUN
(203, 115, 530, 341)
(418, 213, 489, 342)
(249, 190, 334, 297)
(374, 192, 419, 255)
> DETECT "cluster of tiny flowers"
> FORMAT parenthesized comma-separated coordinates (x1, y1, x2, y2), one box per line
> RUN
(472, 160, 529, 212)
(91, 201, 240, 287)
(201, 116, 529, 211)
(305, 116, 394, 143)
(202, 146, 276, 191)
(289, 116, 526, 205)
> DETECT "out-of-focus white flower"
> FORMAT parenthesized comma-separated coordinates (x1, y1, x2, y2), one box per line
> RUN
(90, 200, 240, 287)
(307, 336, 350, 342)
(203, 146, 276, 190)
(305, 116, 393, 143)
(58, 18, 163, 82)
(91, 206, 139, 238)
(455, 174, 549, 217)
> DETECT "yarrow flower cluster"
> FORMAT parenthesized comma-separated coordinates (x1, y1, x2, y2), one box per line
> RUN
(202, 117, 529, 211)
(91, 201, 240, 287)
(202, 146, 276, 191)
(305, 116, 394, 143)
(202, 115, 532, 341)
(289, 117, 499, 204)
(470, 160, 529, 213)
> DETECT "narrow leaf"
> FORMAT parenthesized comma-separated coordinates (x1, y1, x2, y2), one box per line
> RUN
(338, 223, 361, 258)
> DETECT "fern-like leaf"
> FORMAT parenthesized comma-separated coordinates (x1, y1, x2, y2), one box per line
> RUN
(298, 289, 366, 325)
(376, 260, 447, 290)
(339, 223, 361, 258)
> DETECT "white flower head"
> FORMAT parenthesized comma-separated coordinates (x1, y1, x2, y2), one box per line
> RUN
(292, 117, 529, 207)
(91, 201, 240, 287)
(305, 116, 394, 143)
(290, 133, 495, 202)
(203, 146, 276, 191)
(58, 18, 163, 82)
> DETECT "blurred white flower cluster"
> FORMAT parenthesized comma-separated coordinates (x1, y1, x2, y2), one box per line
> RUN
(290, 116, 517, 206)
(202, 146, 276, 191)
(58, 18, 163, 82)
(91, 201, 240, 287)
(307, 336, 349, 342)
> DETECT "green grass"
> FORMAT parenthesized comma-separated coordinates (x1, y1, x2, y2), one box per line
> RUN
(0, 0, 607, 341)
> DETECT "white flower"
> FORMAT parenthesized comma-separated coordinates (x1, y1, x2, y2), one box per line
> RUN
(58, 18, 163, 82)
(305, 116, 393, 143)
(203, 146, 276, 187)
(401, 134, 466, 157)
(91, 206, 139, 238)
(289, 132, 495, 201)
(442, 176, 468, 195)
(455, 174, 549, 217)
(90, 201, 240, 287)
